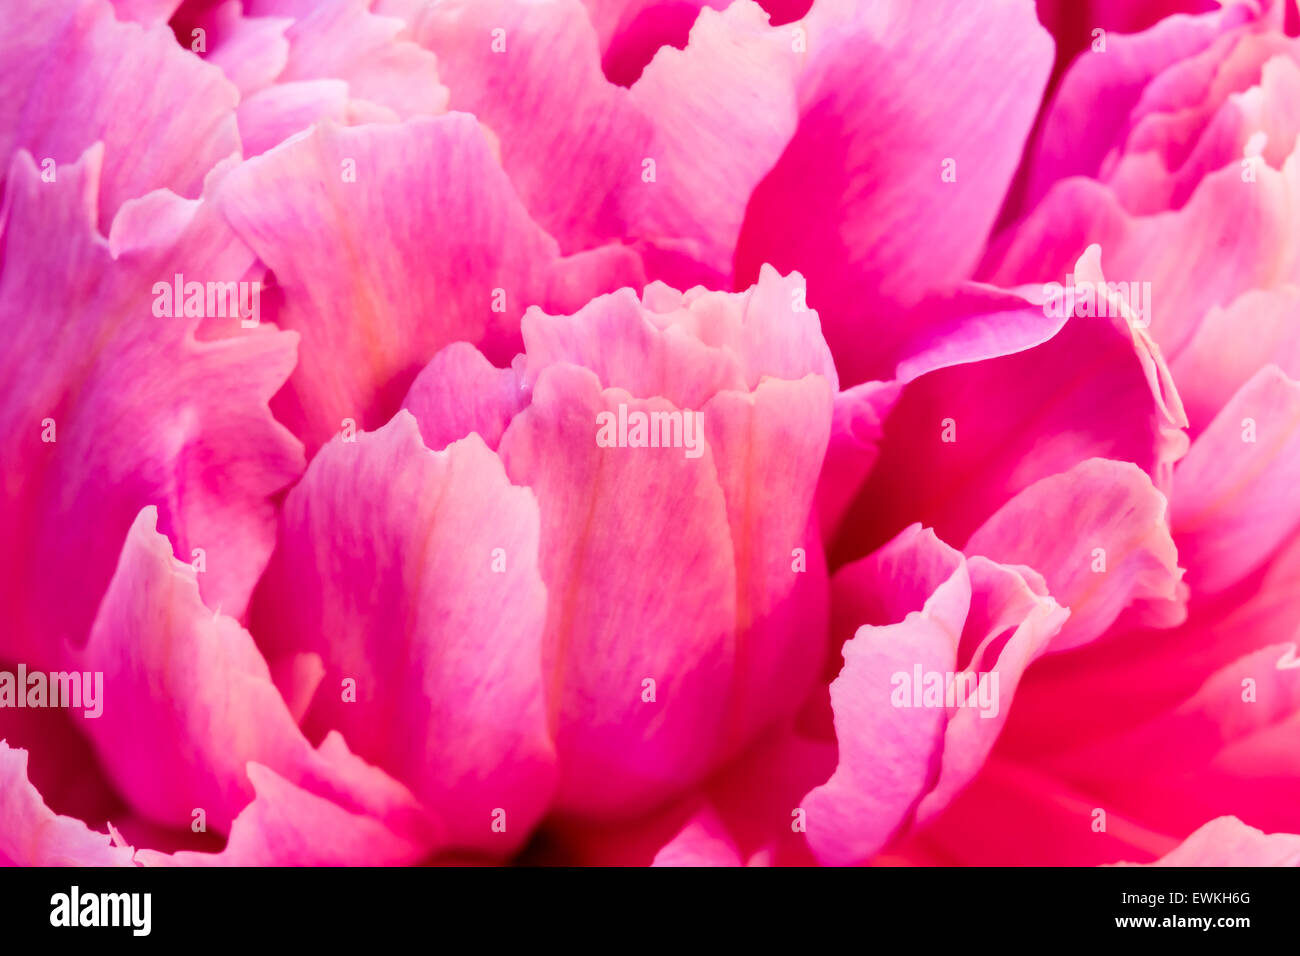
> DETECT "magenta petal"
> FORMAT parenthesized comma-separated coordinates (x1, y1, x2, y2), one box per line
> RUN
(0, 148, 303, 663)
(405, 0, 653, 253)
(967, 459, 1184, 651)
(802, 525, 1066, 865)
(1, 0, 240, 228)
(985, 155, 1297, 376)
(736, 0, 1052, 378)
(252, 412, 556, 854)
(1128, 816, 1300, 866)
(1173, 365, 1300, 593)
(0, 742, 134, 866)
(215, 115, 641, 453)
(276, 0, 448, 119)
(67, 509, 441, 860)
(1048, 641, 1300, 841)
(816, 380, 901, 539)
(834, 251, 1187, 560)
(137, 762, 429, 866)
(651, 806, 744, 866)
(403, 343, 529, 452)
(1020, 1, 1251, 208)
(499, 365, 738, 815)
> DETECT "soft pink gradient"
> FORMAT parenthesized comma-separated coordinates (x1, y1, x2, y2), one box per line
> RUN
(2, 0, 1298, 867)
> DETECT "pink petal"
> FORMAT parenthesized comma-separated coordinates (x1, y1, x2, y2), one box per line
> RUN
(518, 265, 835, 403)
(498, 365, 739, 815)
(251, 412, 556, 854)
(984, 147, 1298, 370)
(403, 343, 529, 452)
(966, 458, 1184, 651)
(0, 148, 302, 664)
(137, 763, 428, 866)
(802, 525, 1066, 865)
(277, 0, 449, 119)
(1107, 49, 1300, 213)
(1129, 816, 1300, 866)
(404, 0, 654, 252)
(0, 0, 240, 228)
(700, 377, 834, 748)
(1173, 285, 1300, 434)
(625, 1, 799, 287)
(1020, 1, 1254, 209)
(174, 0, 292, 96)
(405, 0, 796, 285)
(1173, 365, 1300, 592)
(109, 0, 182, 21)
(832, 250, 1187, 562)
(0, 742, 135, 866)
(735, 0, 1052, 382)
(651, 806, 744, 866)
(236, 79, 353, 158)
(213, 115, 642, 453)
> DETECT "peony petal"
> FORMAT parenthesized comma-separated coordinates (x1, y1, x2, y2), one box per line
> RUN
(832, 250, 1187, 563)
(816, 380, 901, 540)
(0, 0, 240, 228)
(1107, 51, 1300, 214)
(517, 265, 834, 406)
(1172, 365, 1300, 592)
(802, 525, 1066, 865)
(700, 376, 833, 749)
(402, 342, 529, 452)
(251, 411, 555, 854)
(966, 458, 1184, 651)
(406, 0, 795, 286)
(214, 115, 641, 453)
(277, 0, 448, 118)
(0, 148, 302, 664)
(174, 0, 292, 96)
(582, 0, 728, 86)
(735, 0, 1053, 382)
(1047, 641, 1300, 840)
(984, 145, 1300, 365)
(650, 805, 744, 866)
(137, 763, 429, 866)
(62, 509, 441, 861)
(498, 365, 738, 815)
(236, 79, 354, 158)
(0, 742, 135, 866)
(1172, 286, 1300, 434)
(1124, 816, 1300, 866)
(404, 0, 654, 253)
(625, 1, 799, 288)
(1020, 1, 1254, 208)
(895, 755, 1181, 865)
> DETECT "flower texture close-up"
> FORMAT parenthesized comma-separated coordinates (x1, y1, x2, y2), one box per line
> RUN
(3, 0, 1300, 869)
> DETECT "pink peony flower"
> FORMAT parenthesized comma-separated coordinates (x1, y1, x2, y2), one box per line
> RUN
(1, 0, 1297, 871)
